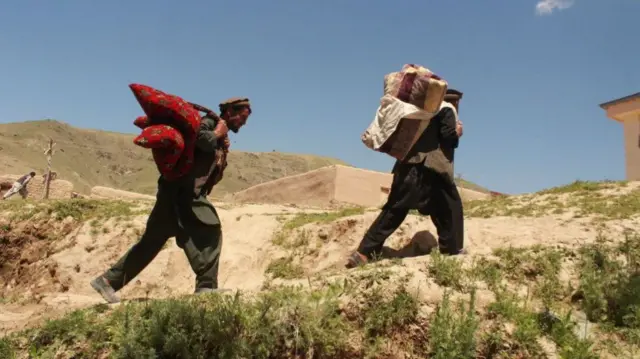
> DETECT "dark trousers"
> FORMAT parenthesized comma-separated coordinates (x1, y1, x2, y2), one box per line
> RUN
(103, 192, 223, 292)
(357, 171, 464, 258)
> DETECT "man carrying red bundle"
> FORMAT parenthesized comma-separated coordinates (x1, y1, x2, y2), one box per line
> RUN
(90, 97, 252, 303)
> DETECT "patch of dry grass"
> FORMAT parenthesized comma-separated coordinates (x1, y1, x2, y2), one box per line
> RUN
(465, 180, 639, 222)
(0, 198, 148, 222)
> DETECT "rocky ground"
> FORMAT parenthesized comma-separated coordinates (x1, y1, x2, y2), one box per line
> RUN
(0, 180, 639, 358)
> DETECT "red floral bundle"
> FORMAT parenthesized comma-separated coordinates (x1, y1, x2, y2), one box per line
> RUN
(129, 84, 202, 181)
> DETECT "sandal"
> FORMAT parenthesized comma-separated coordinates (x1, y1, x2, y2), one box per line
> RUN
(345, 252, 368, 269)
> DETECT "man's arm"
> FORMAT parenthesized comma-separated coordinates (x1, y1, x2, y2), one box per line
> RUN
(17, 175, 29, 185)
(439, 108, 459, 148)
(195, 116, 218, 153)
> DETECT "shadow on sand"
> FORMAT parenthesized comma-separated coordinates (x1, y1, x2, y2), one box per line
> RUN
(381, 230, 439, 259)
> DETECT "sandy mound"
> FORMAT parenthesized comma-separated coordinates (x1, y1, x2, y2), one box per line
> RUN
(0, 201, 307, 333)
(0, 180, 639, 357)
(89, 186, 155, 201)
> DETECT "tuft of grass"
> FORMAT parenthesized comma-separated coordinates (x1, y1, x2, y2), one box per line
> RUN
(491, 246, 567, 304)
(265, 257, 305, 279)
(283, 207, 365, 230)
(574, 232, 640, 343)
(427, 251, 468, 291)
(0, 338, 15, 359)
(271, 229, 310, 250)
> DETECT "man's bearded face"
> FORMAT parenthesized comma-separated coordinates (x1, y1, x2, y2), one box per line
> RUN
(227, 107, 251, 133)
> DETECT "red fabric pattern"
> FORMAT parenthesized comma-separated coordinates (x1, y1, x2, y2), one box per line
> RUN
(133, 116, 151, 130)
(134, 125, 185, 150)
(128, 84, 202, 180)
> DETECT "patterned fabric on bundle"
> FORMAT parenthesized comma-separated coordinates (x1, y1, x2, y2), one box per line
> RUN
(133, 115, 151, 129)
(129, 84, 202, 181)
(383, 64, 448, 113)
(362, 95, 440, 161)
(133, 124, 186, 179)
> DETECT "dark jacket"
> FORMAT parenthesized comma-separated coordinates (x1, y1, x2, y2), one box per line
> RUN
(158, 115, 224, 226)
(396, 107, 459, 184)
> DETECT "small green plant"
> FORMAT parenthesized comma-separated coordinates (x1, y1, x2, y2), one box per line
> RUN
(492, 291, 545, 354)
(538, 309, 598, 359)
(265, 256, 305, 279)
(575, 232, 640, 333)
(27, 308, 110, 357)
(429, 289, 479, 359)
(271, 229, 310, 250)
(427, 251, 467, 291)
(0, 338, 15, 359)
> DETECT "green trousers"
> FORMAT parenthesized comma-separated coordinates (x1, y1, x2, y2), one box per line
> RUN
(103, 189, 223, 292)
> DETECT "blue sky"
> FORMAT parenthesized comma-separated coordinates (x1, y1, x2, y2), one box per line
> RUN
(0, 0, 638, 194)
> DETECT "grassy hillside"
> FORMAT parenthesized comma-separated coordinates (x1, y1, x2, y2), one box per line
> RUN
(0, 119, 492, 196)
(0, 120, 349, 196)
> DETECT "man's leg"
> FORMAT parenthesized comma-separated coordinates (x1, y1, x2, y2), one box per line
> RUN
(18, 187, 28, 199)
(92, 197, 177, 302)
(429, 183, 465, 255)
(2, 183, 20, 200)
(356, 208, 410, 259)
(178, 223, 223, 292)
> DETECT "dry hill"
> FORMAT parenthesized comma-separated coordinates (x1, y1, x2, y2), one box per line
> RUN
(0, 120, 350, 197)
(0, 180, 639, 358)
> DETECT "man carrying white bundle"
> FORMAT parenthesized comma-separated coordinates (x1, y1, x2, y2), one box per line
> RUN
(347, 89, 465, 268)
(2, 171, 35, 200)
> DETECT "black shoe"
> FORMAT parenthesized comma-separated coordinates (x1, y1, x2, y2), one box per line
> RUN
(90, 276, 120, 304)
(440, 248, 468, 256)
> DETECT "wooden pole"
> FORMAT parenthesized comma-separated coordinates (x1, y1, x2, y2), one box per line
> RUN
(42, 138, 55, 200)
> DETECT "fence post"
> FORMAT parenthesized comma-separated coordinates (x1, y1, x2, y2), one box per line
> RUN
(42, 138, 55, 200)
